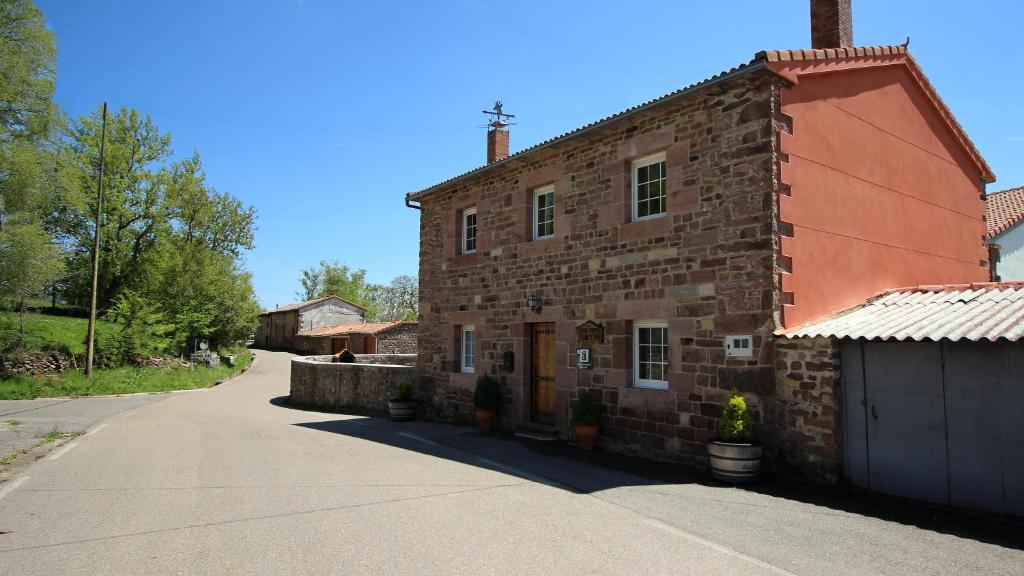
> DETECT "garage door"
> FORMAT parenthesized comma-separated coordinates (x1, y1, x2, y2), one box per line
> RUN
(841, 340, 1024, 516)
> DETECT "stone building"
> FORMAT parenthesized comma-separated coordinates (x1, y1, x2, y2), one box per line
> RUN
(255, 296, 365, 350)
(293, 321, 418, 355)
(405, 1, 994, 480)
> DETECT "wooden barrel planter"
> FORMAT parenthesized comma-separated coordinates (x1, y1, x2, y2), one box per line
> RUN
(708, 441, 763, 484)
(388, 400, 418, 422)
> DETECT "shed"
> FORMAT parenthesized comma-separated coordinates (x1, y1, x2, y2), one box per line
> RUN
(780, 283, 1024, 515)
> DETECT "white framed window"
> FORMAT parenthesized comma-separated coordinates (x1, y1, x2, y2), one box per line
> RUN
(462, 207, 477, 254)
(460, 325, 475, 373)
(632, 152, 667, 221)
(533, 185, 555, 240)
(634, 321, 668, 389)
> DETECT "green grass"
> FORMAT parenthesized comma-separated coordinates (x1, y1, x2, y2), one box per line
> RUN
(0, 348, 252, 400)
(0, 310, 118, 356)
(3, 420, 20, 426)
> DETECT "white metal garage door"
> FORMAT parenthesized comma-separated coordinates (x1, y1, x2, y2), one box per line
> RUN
(841, 340, 1024, 516)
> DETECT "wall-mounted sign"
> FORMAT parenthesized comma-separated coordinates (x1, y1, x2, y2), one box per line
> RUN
(576, 347, 593, 370)
(576, 321, 604, 345)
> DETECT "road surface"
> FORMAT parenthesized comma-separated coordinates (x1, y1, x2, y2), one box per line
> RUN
(0, 350, 1020, 575)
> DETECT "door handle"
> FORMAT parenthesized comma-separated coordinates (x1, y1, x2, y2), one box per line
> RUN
(871, 404, 878, 420)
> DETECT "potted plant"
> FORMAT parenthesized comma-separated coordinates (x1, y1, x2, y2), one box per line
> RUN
(571, 389, 601, 450)
(388, 382, 417, 422)
(473, 374, 502, 431)
(707, 390, 762, 484)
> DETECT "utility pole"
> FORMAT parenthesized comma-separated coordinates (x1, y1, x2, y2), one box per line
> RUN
(85, 103, 108, 378)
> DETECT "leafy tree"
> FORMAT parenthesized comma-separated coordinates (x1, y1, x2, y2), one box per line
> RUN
(0, 0, 55, 144)
(296, 260, 370, 307)
(0, 221, 63, 330)
(61, 105, 172, 308)
(364, 275, 418, 322)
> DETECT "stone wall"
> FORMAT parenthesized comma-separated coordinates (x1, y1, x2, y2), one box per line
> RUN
(290, 356, 419, 414)
(415, 69, 786, 463)
(773, 336, 841, 483)
(377, 324, 418, 354)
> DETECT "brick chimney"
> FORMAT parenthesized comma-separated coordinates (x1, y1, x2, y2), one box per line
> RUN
(811, 0, 853, 49)
(486, 120, 509, 164)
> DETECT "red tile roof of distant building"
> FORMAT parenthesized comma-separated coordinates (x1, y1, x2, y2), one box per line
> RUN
(985, 186, 1024, 237)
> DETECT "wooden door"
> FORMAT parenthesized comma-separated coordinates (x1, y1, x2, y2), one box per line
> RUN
(332, 338, 349, 354)
(530, 323, 556, 425)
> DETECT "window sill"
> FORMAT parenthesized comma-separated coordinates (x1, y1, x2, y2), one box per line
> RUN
(634, 381, 669, 391)
(620, 214, 672, 242)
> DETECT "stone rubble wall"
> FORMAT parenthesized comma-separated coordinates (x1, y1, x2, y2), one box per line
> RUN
(0, 352, 73, 376)
(290, 356, 419, 414)
(773, 336, 841, 483)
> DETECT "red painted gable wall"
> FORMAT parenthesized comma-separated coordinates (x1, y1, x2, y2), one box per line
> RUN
(772, 57, 989, 327)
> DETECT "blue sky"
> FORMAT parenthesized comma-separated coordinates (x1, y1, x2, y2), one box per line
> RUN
(37, 0, 1024, 308)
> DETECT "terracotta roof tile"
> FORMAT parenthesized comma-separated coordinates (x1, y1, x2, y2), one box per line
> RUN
(296, 321, 416, 338)
(985, 186, 1024, 237)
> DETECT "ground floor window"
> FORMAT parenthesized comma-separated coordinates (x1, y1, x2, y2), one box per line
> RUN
(461, 325, 475, 373)
(634, 321, 668, 389)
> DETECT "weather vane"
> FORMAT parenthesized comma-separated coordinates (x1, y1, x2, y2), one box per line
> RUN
(483, 100, 515, 125)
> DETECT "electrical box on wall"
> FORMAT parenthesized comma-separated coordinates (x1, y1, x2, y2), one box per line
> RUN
(725, 335, 753, 358)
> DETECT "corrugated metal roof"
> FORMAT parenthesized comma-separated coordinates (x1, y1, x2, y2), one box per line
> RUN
(778, 283, 1024, 342)
(296, 321, 415, 338)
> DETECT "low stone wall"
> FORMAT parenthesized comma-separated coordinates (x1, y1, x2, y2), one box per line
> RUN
(290, 356, 418, 414)
(308, 354, 417, 367)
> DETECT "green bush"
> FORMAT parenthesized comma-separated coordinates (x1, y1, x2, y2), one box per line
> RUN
(717, 390, 754, 443)
(571, 389, 601, 426)
(473, 374, 502, 411)
(394, 381, 415, 402)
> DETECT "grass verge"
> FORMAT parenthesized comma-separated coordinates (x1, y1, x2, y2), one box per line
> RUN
(0, 348, 253, 400)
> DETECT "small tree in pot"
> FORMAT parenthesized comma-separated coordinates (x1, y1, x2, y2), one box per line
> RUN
(571, 389, 601, 450)
(388, 382, 417, 422)
(473, 374, 501, 431)
(707, 390, 762, 484)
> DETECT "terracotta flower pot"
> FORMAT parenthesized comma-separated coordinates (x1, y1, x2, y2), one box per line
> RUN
(475, 408, 496, 431)
(575, 423, 599, 450)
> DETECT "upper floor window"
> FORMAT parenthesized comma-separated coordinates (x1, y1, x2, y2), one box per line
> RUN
(533, 185, 554, 240)
(632, 152, 667, 221)
(461, 325, 475, 373)
(462, 207, 477, 254)
(634, 321, 668, 390)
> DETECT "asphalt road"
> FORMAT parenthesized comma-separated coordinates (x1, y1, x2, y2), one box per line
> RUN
(0, 394, 174, 459)
(0, 350, 1020, 575)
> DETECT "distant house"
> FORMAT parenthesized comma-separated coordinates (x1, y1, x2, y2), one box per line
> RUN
(986, 186, 1024, 280)
(294, 321, 418, 356)
(255, 296, 365, 350)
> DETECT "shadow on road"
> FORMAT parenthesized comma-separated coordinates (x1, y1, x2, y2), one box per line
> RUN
(271, 395, 1024, 551)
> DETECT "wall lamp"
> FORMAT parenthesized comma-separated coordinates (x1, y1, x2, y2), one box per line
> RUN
(526, 293, 543, 314)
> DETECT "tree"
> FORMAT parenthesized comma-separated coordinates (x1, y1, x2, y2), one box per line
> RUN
(0, 221, 63, 330)
(364, 275, 418, 322)
(61, 105, 172, 309)
(296, 260, 370, 307)
(0, 0, 55, 145)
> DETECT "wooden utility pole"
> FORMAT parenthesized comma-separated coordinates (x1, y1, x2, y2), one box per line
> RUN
(85, 103, 108, 377)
